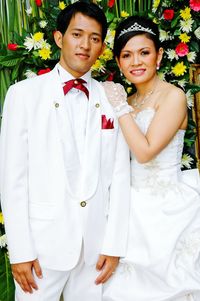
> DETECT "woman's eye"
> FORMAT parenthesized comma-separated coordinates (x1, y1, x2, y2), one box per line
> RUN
(121, 53, 130, 58)
(141, 51, 150, 56)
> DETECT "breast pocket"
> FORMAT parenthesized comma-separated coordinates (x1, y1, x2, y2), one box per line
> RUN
(29, 202, 56, 220)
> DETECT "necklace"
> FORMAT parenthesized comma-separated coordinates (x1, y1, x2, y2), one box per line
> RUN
(132, 89, 154, 109)
(132, 78, 158, 109)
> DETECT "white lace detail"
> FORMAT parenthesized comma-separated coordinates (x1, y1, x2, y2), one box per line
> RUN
(130, 109, 185, 195)
(101, 81, 133, 117)
(176, 230, 200, 260)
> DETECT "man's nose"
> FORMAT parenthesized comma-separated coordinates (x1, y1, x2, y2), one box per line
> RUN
(80, 37, 90, 49)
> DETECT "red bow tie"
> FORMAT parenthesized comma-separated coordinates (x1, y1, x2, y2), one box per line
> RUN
(63, 78, 89, 99)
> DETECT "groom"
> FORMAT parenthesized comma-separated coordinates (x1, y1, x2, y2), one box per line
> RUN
(0, 1, 130, 300)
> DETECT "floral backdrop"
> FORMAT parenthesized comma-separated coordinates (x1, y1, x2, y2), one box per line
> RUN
(0, 0, 200, 299)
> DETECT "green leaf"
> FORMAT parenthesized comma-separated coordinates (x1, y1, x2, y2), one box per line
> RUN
(0, 56, 23, 67)
(0, 250, 15, 301)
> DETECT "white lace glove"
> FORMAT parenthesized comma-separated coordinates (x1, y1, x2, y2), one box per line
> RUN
(102, 81, 133, 118)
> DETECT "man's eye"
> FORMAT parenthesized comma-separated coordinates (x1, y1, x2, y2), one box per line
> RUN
(72, 33, 80, 37)
(92, 37, 100, 43)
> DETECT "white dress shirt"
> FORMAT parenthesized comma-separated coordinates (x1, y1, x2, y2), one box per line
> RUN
(57, 63, 91, 163)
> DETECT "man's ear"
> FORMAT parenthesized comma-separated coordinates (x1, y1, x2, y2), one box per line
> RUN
(100, 42, 106, 56)
(54, 31, 63, 49)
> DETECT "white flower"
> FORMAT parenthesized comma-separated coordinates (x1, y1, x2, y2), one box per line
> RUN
(24, 70, 37, 78)
(159, 29, 172, 42)
(0, 234, 7, 248)
(39, 40, 51, 49)
(24, 36, 41, 51)
(180, 19, 194, 33)
(39, 20, 48, 29)
(158, 71, 166, 80)
(165, 49, 179, 61)
(187, 51, 197, 63)
(194, 26, 200, 39)
(177, 79, 187, 89)
(26, 7, 32, 16)
(186, 90, 194, 108)
(105, 29, 115, 48)
(181, 153, 194, 169)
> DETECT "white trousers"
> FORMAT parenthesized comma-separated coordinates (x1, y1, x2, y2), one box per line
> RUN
(15, 249, 102, 301)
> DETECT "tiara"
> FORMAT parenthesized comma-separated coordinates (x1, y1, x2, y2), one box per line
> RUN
(118, 22, 156, 38)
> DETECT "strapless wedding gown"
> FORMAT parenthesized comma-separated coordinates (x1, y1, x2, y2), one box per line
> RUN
(103, 108, 200, 301)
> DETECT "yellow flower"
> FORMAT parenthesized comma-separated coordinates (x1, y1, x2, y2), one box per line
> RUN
(92, 59, 102, 71)
(100, 48, 113, 61)
(38, 48, 52, 60)
(153, 0, 160, 9)
(59, 1, 66, 10)
(127, 87, 132, 94)
(0, 212, 4, 224)
(153, 18, 159, 24)
(180, 7, 191, 20)
(121, 11, 129, 18)
(172, 62, 187, 76)
(179, 33, 191, 43)
(33, 32, 44, 42)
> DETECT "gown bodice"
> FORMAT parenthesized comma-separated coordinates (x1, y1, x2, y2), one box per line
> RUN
(131, 108, 185, 189)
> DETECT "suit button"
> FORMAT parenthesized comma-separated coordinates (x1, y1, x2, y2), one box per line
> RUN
(74, 80, 78, 85)
(55, 102, 59, 108)
(80, 201, 87, 207)
(95, 103, 100, 108)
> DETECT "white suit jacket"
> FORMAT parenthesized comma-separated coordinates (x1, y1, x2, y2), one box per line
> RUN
(0, 65, 130, 271)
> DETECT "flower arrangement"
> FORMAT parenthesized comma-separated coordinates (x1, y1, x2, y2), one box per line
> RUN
(0, 0, 200, 299)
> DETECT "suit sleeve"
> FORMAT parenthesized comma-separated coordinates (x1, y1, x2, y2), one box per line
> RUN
(101, 126, 131, 257)
(0, 85, 37, 263)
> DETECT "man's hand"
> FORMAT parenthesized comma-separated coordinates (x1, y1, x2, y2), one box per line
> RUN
(95, 255, 119, 285)
(11, 259, 43, 293)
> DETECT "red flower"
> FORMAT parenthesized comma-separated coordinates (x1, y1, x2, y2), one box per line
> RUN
(163, 9, 174, 20)
(35, 0, 42, 6)
(108, 0, 115, 8)
(37, 68, 51, 75)
(7, 43, 18, 51)
(190, 0, 200, 11)
(175, 42, 189, 57)
(106, 72, 115, 81)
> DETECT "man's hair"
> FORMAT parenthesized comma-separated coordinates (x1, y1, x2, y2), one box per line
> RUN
(56, 1, 108, 42)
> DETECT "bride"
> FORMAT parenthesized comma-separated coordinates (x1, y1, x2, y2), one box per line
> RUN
(103, 15, 200, 301)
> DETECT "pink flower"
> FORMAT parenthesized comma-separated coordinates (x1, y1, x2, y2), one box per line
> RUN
(35, 0, 42, 6)
(7, 43, 18, 51)
(190, 0, 200, 11)
(163, 9, 174, 20)
(108, 0, 115, 8)
(175, 42, 189, 57)
(37, 68, 51, 75)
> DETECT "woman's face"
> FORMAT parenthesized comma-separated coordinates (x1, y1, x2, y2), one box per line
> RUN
(117, 34, 163, 85)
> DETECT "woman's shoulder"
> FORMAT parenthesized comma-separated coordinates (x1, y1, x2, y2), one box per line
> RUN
(159, 81, 186, 106)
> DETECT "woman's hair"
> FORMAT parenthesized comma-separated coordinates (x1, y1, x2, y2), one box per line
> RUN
(56, 0, 108, 42)
(113, 15, 160, 58)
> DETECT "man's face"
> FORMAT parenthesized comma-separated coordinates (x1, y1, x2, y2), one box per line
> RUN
(54, 12, 105, 78)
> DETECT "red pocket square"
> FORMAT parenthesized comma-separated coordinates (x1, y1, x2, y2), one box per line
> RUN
(102, 115, 114, 129)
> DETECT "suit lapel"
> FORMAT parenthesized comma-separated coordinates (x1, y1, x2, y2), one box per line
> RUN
(50, 66, 82, 199)
(80, 80, 104, 199)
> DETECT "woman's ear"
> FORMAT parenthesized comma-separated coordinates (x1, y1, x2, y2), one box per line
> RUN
(54, 31, 63, 49)
(157, 47, 164, 68)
